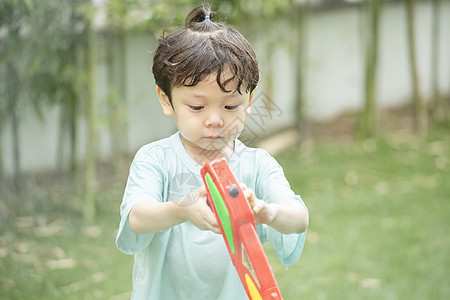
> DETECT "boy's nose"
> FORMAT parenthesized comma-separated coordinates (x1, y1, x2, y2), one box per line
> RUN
(205, 112, 224, 127)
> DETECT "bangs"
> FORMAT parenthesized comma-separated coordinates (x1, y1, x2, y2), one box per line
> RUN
(176, 38, 247, 94)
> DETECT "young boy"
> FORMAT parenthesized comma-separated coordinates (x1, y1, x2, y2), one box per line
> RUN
(116, 6, 308, 299)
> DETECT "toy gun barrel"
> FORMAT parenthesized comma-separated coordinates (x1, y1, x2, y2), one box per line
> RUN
(201, 157, 282, 300)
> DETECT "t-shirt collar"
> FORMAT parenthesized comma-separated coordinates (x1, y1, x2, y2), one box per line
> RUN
(170, 131, 242, 174)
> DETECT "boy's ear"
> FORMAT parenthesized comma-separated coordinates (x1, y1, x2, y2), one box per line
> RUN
(246, 88, 256, 115)
(156, 86, 174, 116)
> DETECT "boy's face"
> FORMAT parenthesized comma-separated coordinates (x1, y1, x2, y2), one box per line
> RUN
(157, 72, 254, 161)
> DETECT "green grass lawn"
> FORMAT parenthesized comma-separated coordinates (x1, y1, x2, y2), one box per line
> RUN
(1, 120, 449, 299)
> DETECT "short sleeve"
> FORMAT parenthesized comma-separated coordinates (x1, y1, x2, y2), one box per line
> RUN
(255, 151, 308, 266)
(257, 199, 307, 266)
(116, 148, 166, 254)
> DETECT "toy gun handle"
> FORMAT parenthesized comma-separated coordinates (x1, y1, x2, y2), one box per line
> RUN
(239, 223, 283, 300)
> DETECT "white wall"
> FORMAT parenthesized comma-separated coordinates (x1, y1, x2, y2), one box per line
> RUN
(304, 1, 450, 120)
(2, 1, 449, 174)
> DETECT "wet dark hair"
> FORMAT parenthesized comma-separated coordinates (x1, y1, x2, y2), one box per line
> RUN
(152, 5, 259, 102)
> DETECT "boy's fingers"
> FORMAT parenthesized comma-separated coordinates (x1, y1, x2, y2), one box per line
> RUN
(210, 220, 221, 234)
(211, 226, 221, 234)
(195, 186, 207, 198)
(200, 186, 207, 195)
(243, 187, 256, 204)
(243, 188, 250, 201)
(207, 217, 220, 234)
(253, 201, 264, 214)
(239, 183, 247, 190)
(207, 212, 217, 226)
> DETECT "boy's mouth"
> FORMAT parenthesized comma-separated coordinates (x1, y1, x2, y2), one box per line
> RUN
(205, 135, 223, 140)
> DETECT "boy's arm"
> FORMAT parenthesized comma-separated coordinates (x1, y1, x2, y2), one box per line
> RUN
(241, 184, 308, 234)
(265, 200, 309, 234)
(129, 187, 220, 234)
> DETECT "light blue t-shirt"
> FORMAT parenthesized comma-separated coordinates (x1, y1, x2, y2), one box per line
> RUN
(116, 132, 307, 300)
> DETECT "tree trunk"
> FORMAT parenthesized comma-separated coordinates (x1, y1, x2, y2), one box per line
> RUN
(84, 24, 97, 222)
(430, 0, 442, 119)
(406, 0, 427, 136)
(294, 0, 310, 144)
(358, 0, 383, 139)
(6, 62, 21, 191)
(106, 32, 128, 175)
(57, 103, 68, 169)
(106, 33, 121, 172)
(0, 122, 4, 193)
(69, 93, 79, 181)
(66, 4, 80, 185)
(118, 34, 129, 166)
(10, 100, 20, 191)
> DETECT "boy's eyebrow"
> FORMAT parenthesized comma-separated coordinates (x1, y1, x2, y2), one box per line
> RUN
(186, 90, 243, 99)
(224, 92, 241, 97)
(187, 92, 208, 99)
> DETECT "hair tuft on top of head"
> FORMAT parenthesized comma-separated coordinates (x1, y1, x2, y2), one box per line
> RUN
(185, 5, 215, 26)
(152, 5, 259, 102)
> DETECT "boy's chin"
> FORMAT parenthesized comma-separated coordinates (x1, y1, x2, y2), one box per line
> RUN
(180, 133, 235, 154)
(197, 140, 234, 157)
(201, 139, 234, 150)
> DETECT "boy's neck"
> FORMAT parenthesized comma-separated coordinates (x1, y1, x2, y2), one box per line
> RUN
(179, 135, 235, 166)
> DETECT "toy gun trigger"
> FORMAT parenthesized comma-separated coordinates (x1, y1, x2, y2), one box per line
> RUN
(204, 185, 214, 209)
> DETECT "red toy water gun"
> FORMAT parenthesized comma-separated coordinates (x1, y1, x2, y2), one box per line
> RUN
(201, 157, 283, 300)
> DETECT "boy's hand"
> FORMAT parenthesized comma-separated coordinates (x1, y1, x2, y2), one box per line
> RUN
(176, 187, 221, 234)
(239, 183, 309, 234)
(240, 184, 277, 226)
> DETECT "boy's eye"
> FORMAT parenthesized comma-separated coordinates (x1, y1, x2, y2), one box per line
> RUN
(189, 105, 204, 111)
(225, 105, 239, 110)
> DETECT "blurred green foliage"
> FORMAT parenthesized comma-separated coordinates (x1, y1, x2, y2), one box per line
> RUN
(0, 0, 297, 187)
(1, 1, 448, 295)
(1, 120, 448, 299)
